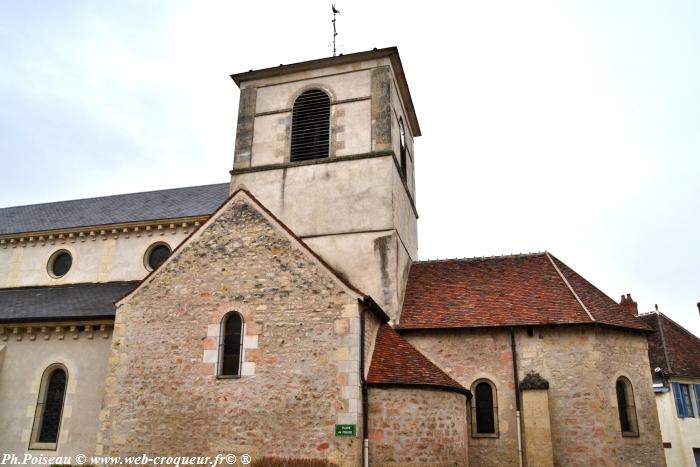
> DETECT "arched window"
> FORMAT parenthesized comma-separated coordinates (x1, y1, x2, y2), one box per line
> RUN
(398, 117, 407, 180)
(290, 89, 330, 162)
(471, 379, 498, 437)
(30, 365, 67, 449)
(616, 377, 639, 436)
(219, 312, 244, 377)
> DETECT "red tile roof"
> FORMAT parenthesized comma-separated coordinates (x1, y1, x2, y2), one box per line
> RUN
(398, 252, 649, 332)
(367, 323, 468, 394)
(638, 312, 700, 379)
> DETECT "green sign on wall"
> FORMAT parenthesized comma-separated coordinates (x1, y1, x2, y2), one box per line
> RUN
(335, 424, 357, 437)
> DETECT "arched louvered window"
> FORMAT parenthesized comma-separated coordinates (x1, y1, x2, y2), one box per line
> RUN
(471, 379, 498, 437)
(30, 365, 67, 449)
(219, 312, 244, 377)
(290, 89, 330, 162)
(399, 117, 407, 180)
(616, 377, 639, 436)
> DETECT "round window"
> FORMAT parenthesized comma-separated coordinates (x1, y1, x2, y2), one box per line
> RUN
(145, 243, 172, 271)
(48, 250, 72, 278)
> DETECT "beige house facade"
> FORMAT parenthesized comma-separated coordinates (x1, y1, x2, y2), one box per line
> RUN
(640, 310, 700, 467)
(0, 47, 670, 466)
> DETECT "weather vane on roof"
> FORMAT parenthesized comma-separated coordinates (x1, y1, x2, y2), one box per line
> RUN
(332, 4, 340, 57)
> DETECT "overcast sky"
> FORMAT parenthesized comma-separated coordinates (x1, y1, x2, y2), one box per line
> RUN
(1, 1, 698, 335)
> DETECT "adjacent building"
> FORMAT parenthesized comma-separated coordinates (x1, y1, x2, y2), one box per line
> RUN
(640, 308, 700, 467)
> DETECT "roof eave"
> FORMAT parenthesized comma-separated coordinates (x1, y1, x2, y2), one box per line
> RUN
(396, 321, 652, 334)
(0, 315, 115, 325)
(367, 381, 472, 398)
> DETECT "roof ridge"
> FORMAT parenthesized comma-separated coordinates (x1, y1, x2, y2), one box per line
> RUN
(657, 311, 700, 342)
(415, 251, 546, 264)
(547, 253, 622, 307)
(0, 182, 229, 210)
(545, 251, 596, 323)
(656, 312, 674, 375)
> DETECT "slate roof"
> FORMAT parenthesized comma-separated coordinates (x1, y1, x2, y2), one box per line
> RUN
(638, 312, 700, 379)
(398, 252, 649, 332)
(0, 282, 138, 323)
(367, 323, 469, 395)
(0, 183, 230, 235)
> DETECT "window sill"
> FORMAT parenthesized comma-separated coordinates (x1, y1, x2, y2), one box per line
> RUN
(216, 375, 241, 380)
(29, 441, 58, 451)
(621, 432, 640, 438)
(471, 433, 499, 439)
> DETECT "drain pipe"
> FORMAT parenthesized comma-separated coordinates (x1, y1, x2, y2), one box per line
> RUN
(360, 305, 369, 467)
(511, 329, 523, 467)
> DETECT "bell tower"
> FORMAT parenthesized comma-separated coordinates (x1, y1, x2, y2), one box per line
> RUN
(229, 47, 420, 319)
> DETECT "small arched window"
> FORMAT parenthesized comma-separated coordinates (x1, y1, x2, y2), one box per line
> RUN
(616, 377, 639, 436)
(471, 379, 498, 437)
(30, 365, 67, 449)
(290, 89, 331, 162)
(398, 117, 407, 180)
(219, 312, 244, 377)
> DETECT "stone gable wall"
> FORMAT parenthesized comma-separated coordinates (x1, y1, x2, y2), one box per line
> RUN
(97, 198, 362, 466)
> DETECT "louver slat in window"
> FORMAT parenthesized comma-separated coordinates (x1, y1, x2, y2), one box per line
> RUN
(290, 90, 330, 162)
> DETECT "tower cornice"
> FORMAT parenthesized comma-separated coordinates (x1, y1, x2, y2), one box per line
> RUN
(231, 47, 421, 137)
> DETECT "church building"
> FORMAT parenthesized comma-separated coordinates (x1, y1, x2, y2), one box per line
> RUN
(0, 47, 667, 466)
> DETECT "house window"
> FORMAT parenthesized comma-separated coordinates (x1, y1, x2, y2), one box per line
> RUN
(290, 89, 331, 162)
(616, 377, 639, 436)
(673, 382, 695, 418)
(218, 312, 244, 377)
(47, 250, 72, 278)
(398, 117, 407, 181)
(471, 379, 498, 437)
(144, 242, 172, 271)
(30, 365, 67, 450)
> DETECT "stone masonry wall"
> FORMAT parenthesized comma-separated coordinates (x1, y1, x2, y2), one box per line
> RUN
(0, 327, 113, 457)
(97, 197, 363, 466)
(404, 329, 519, 467)
(368, 387, 468, 467)
(517, 326, 665, 467)
(404, 326, 666, 467)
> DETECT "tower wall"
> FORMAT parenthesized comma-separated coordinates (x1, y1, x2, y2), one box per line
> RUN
(230, 49, 419, 319)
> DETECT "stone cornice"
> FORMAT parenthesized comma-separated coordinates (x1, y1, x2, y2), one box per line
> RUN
(0, 320, 113, 341)
(0, 215, 210, 249)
